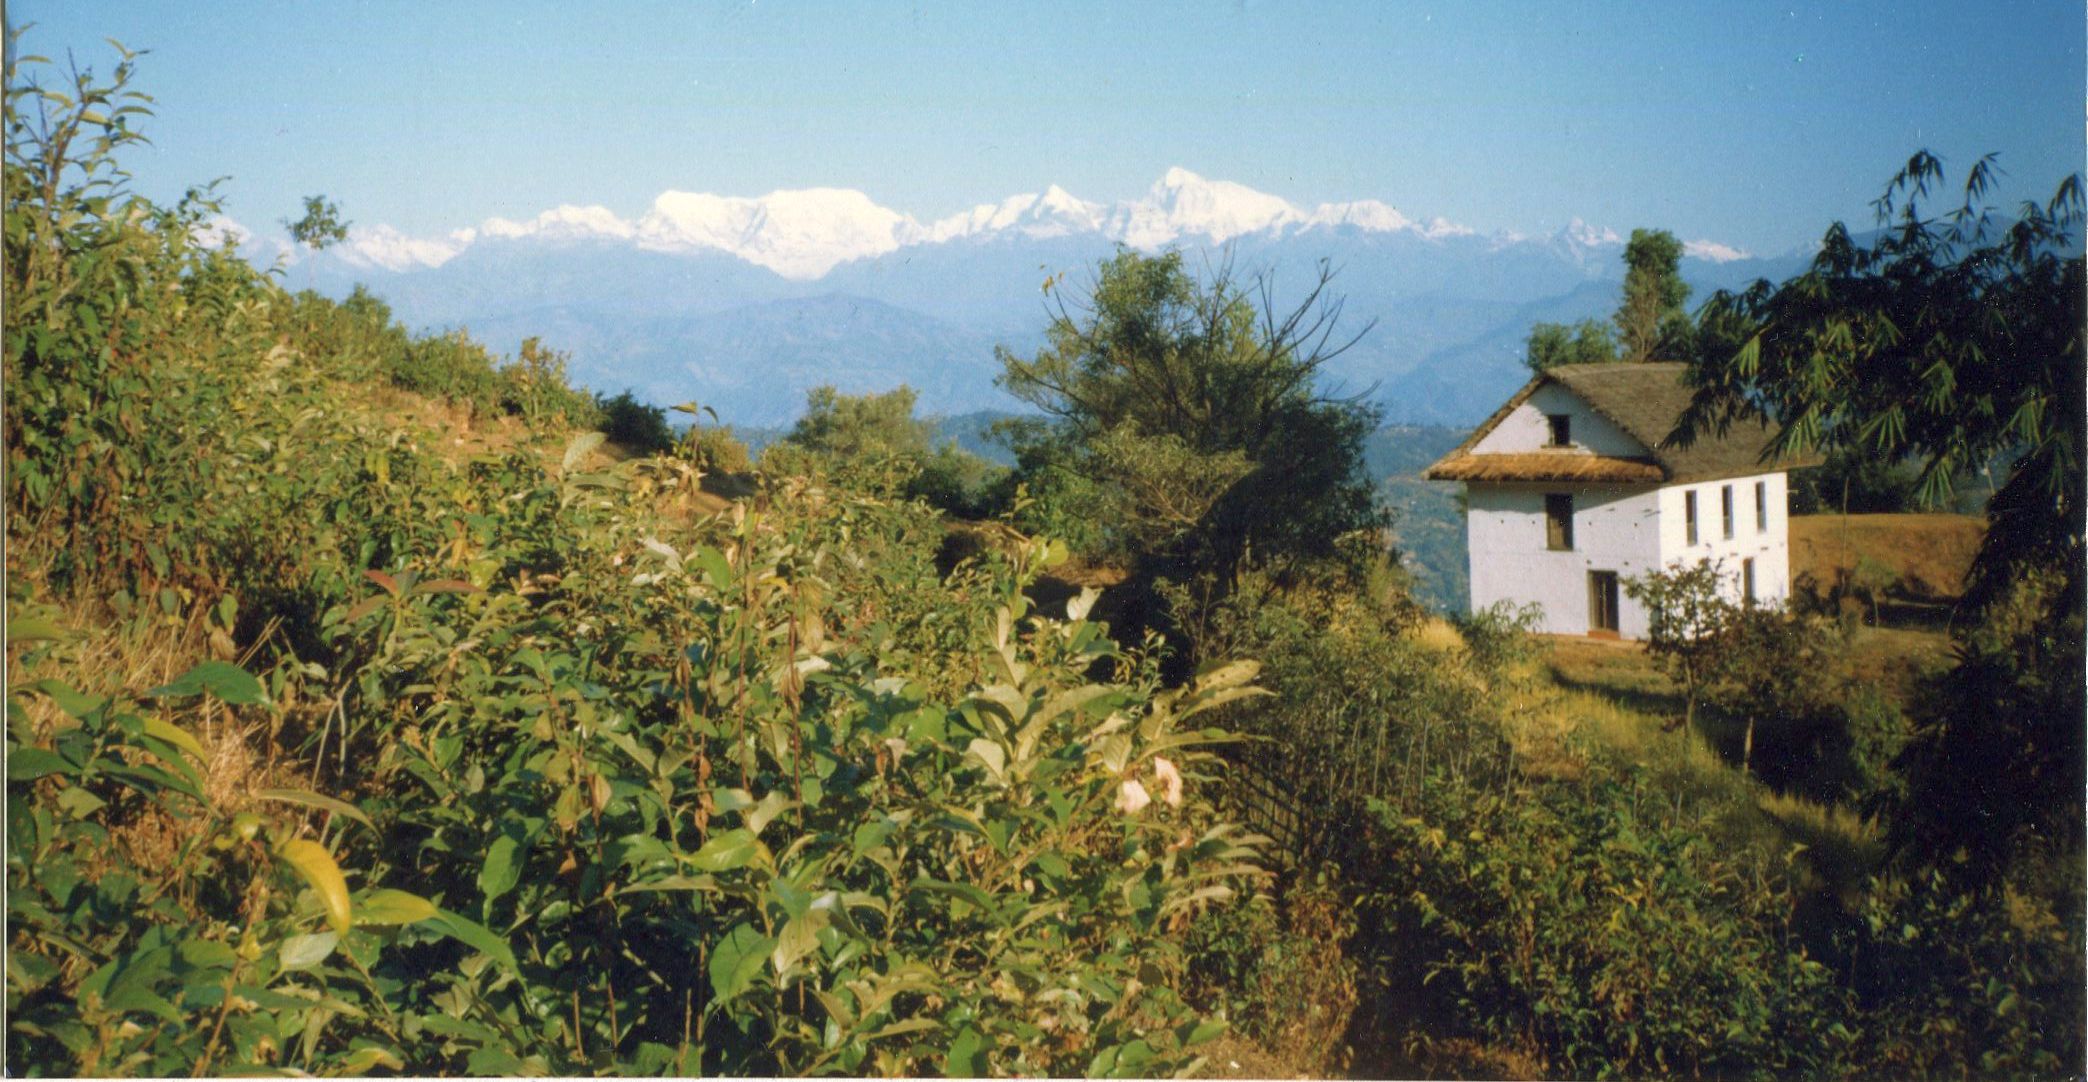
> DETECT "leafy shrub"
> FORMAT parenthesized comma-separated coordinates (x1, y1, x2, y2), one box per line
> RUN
(907, 441, 1006, 519)
(5, 654, 469, 1075)
(684, 423, 752, 474)
(1841, 870, 2085, 1077)
(596, 389, 676, 454)
(5, 41, 1274, 1076)
(1362, 763, 1851, 1079)
(1183, 874, 1357, 1074)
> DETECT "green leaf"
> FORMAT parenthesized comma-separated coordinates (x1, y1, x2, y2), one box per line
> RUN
(356, 889, 439, 926)
(144, 660, 266, 706)
(745, 791, 794, 838)
(29, 679, 103, 718)
(55, 786, 105, 818)
(6, 614, 67, 642)
(276, 839, 352, 934)
(278, 931, 338, 970)
(965, 738, 1007, 783)
(253, 787, 374, 831)
(7, 747, 75, 781)
(479, 834, 522, 906)
(771, 913, 823, 977)
(427, 908, 519, 974)
(708, 922, 772, 1002)
(689, 828, 763, 872)
(944, 1024, 986, 1077)
(141, 718, 206, 764)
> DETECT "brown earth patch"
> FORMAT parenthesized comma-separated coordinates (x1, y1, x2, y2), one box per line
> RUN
(1789, 512, 1984, 603)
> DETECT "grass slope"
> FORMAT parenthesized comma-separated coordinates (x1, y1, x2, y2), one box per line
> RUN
(1789, 512, 1985, 603)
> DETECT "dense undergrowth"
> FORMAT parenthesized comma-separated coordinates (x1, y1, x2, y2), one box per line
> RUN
(4, 45, 1268, 1076)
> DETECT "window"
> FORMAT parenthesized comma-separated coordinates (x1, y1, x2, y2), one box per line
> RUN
(1685, 490, 1698, 545)
(1546, 413, 1572, 447)
(1743, 557, 1757, 602)
(1545, 493, 1574, 551)
(1755, 481, 1768, 534)
(1721, 485, 1735, 540)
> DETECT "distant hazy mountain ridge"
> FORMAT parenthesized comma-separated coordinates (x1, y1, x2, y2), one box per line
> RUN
(240, 169, 1810, 427)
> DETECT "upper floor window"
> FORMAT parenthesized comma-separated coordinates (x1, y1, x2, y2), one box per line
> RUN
(1545, 493, 1574, 551)
(1755, 480, 1768, 533)
(1685, 490, 1699, 546)
(1721, 485, 1735, 540)
(1546, 413, 1572, 447)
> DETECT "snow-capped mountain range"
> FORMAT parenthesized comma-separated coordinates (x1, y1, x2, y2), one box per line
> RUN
(237, 167, 1751, 280)
(223, 168, 1803, 428)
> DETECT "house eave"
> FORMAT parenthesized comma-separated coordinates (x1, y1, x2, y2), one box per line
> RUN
(1423, 452, 1666, 484)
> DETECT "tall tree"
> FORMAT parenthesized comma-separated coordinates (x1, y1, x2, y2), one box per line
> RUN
(286, 194, 349, 251)
(1672, 151, 2084, 884)
(997, 249, 1386, 632)
(1614, 228, 1692, 362)
(1522, 227, 1692, 371)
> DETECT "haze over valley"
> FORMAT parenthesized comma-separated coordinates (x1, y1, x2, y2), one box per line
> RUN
(234, 167, 1809, 428)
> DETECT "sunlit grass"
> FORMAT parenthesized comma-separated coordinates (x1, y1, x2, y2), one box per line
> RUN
(1511, 640, 1891, 894)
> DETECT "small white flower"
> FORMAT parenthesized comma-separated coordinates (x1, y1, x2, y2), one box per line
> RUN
(1152, 756, 1183, 807)
(1116, 778, 1152, 815)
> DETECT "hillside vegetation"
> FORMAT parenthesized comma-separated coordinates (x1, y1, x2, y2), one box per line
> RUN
(7, 42, 2081, 1079)
(1789, 512, 1984, 608)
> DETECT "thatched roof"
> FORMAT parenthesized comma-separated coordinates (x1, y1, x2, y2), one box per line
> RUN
(1424, 363, 1820, 485)
(1425, 451, 1664, 484)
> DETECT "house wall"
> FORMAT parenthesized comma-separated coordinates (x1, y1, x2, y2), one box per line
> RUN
(1464, 470, 1795, 637)
(1654, 470, 1792, 606)
(1472, 383, 1648, 458)
(1466, 482, 1665, 637)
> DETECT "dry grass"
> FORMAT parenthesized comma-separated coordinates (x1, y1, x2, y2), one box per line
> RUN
(1790, 512, 1985, 602)
(6, 569, 334, 875)
(1405, 616, 1468, 659)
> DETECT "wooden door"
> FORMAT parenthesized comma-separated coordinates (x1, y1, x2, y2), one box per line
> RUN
(1588, 570, 1620, 635)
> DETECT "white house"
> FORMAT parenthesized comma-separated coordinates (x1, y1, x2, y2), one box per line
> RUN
(1425, 363, 1817, 639)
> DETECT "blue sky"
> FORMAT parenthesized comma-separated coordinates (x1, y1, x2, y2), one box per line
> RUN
(12, 1, 2083, 256)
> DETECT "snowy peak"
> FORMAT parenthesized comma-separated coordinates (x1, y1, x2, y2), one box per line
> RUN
(482, 204, 635, 244)
(1113, 167, 1307, 246)
(924, 184, 1107, 243)
(266, 168, 1750, 281)
(637, 188, 912, 279)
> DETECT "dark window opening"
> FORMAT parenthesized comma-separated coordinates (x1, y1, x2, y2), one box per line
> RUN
(1755, 481, 1768, 533)
(1721, 485, 1735, 540)
(1685, 491, 1699, 546)
(1545, 493, 1574, 551)
(1546, 413, 1572, 447)
(1743, 557, 1757, 602)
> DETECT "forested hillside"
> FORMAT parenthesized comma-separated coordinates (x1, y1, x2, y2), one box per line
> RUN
(6, 41, 2081, 1080)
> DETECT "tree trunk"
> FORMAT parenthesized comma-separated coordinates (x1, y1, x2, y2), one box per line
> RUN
(1742, 715, 1756, 775)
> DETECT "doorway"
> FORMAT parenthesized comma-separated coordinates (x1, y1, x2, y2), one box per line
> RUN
(1588, 570, 1620, 637)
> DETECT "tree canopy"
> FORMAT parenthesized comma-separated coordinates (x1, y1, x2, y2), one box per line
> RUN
(996, 249, 1385, 585)
(1524, 227, 1692, 371)
(1673, 150, 2085, 885)
(1674, 151, 2083, 618)
(1614, 227, 1692, 363)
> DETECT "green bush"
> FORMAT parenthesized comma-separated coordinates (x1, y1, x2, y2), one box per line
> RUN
(1183, 874, 1357, 1073)
(4, 43, 1275, 1075)
(683, 423, 753, 474)
(596, 390, 676, 455)
(1362, 764, 1850, 1078)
